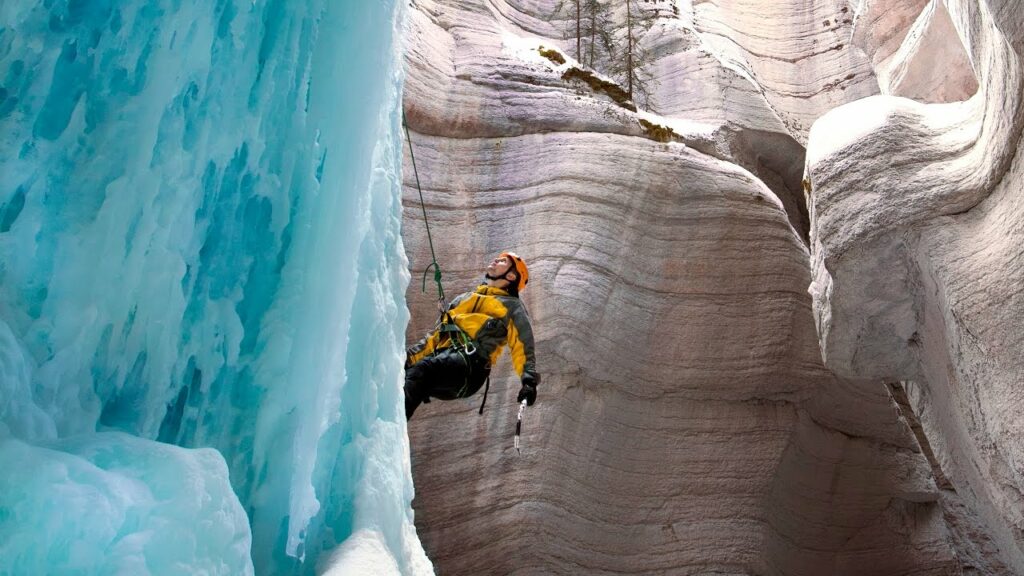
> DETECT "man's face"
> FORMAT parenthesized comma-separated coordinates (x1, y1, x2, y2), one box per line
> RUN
(486, 255, 514, 278)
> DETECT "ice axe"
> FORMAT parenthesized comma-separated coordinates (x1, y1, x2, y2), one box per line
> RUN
(514, 399, 527, 455)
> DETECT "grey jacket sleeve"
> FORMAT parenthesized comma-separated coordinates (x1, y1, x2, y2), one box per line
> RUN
(507, 299, 538, 382)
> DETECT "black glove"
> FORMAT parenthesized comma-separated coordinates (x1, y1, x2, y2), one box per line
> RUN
(517, 374, 539, 406)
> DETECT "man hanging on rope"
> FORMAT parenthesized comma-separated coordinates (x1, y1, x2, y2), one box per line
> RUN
(404, 252, 539, 420)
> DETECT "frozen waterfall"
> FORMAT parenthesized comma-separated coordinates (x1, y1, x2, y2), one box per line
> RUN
(0, 1, 431, 574)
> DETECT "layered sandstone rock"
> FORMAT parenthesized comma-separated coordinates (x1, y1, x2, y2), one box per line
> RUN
(401, 0, 1017, 573)
(806, 0, 1024, 572)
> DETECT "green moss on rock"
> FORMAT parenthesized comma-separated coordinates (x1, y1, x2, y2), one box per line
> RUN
(538, 46, 566, 65)
(560, 67, 636, 112)
(638, 118, 677, 143)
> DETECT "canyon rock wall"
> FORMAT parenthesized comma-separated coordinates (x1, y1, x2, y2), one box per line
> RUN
(402, 0, 1019, 573)
(807, 0, 1024, 571)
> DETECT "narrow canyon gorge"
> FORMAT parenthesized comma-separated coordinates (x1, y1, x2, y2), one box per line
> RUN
(401, 0, 1024, 574)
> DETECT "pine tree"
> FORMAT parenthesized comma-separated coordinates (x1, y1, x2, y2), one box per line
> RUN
(607, 0, 658, 109)
(551, 0, 583, 61)
(553, 0, 616, 68)
(582, 0, 616, 69)
(551, 0, 660, 110)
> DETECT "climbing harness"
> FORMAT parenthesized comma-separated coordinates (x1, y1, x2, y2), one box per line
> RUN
(404, 111, 535, 431)
(514, 399, 527, 454)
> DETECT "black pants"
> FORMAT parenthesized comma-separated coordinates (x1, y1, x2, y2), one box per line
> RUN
(405, 347, 490, 420)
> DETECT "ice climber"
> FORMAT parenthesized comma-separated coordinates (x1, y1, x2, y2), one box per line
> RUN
(404, 252, 539, 420)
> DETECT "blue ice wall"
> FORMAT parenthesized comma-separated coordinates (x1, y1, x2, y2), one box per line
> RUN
(0, 1, 430, 574)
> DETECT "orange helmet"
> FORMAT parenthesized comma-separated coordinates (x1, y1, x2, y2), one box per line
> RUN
(501, 251, 530, 292)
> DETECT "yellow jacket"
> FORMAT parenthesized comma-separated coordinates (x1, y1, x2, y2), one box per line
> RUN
(407, 285, 538, 381)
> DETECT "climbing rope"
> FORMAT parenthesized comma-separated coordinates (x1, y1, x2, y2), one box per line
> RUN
(403, 109, 520, 423)
(403, 108, 476, 361)
(402, 108, 447, 313)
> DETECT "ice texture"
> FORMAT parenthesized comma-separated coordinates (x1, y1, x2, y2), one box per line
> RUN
(0, 0, 429, 574)
(0, 432, 252, 575)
